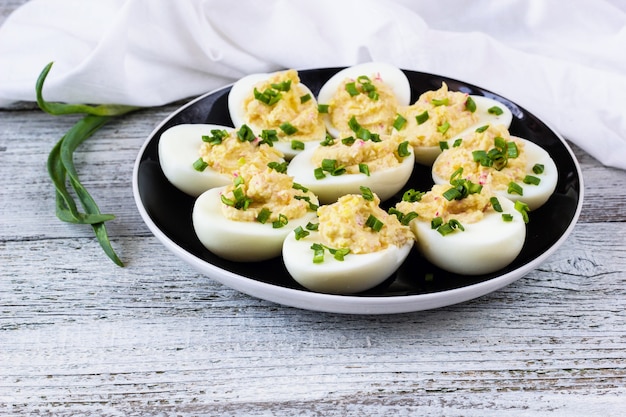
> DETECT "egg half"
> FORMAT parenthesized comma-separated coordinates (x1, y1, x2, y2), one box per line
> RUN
(158, 124, 235, 196)
(282, 191, 414, 294)
(317, 62, 411, 137)
(392, 83, 514, 166)
(192, 183, 319, 262)
(408, 195, 526, 275)
(286, 137, 415, 204)
(228, 69, 327, 159)
(432, 125, 558, 210)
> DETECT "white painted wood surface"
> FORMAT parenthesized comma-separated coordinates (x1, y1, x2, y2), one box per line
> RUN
(2, 2, 626, 416)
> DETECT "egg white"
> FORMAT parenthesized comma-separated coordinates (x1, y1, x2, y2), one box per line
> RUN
(286, 143, 415, 204)
(282, 231, 413, 294)
(192, 186, 319, 262)
(158, 124, 234, 197)
(410, 196, 526, 275)
(408, 95, 514, 166)
(228, 71, 325, 159)
(317, 62, 411, 137)
(432, 137, 558, 210)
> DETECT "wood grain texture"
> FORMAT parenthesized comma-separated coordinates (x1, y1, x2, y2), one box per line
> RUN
(2, 2, 626, 416)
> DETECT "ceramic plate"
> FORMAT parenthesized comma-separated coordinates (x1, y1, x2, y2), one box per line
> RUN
(132, 67, 583, 314)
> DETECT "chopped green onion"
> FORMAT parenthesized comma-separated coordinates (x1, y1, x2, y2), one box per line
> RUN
(397, 141, 411, 157)
(532, 164, 545, 174)
(432, 98, 449, 106)
(271, 80, 292, 92)
(508, 182, 524, 196)
(317, 104, 329, 113)
(292, 182, 309, 192)
(475, 125, 489, 133)
(523, 175, 541, 185)
(345, 82, 360, 97)
(359, 163, 370, 176)
(192, 158, 208, 172)
(254, 87, 282, 106)
(311, 243, 325, 263)
(267, 161, 287, 173)
(488, 106, 504, 115)
(506, 141, 519, 158)
(502, 213, 514, 222)
(306, 222, 319, 231)
(437, 219, 464, 236)
(202, 129, 228, 145)
(403, 189, 425, 202)
(453, 138, 463, 147)
(237, 124, 256, 142)
(320, 135, 335, 146)
(294, 225, 309, 240)
(314, 167, 325, 179)
(490, 197, 503, 212)
(515, 200, 530, 223)
(294, 195, 318, 211)
(400, 211, 419, 226)
(439, 141, 449, 151)
(415, 110, 429, 125)
(300, 93, 312, 104)
(365, 214, 384, 232)
(290, 140, 305, 150)
(279, 122, 298, 135)
(329, 247, 350, 261)
(393, 114, 407, 131)
(431, 217, 444, 229)
(259, 129, 278, 146)
(465, 96, 477, 112)
(443, 187, 463, 201)
(348, 116, 361, 133)
(473, 150, 492, 167)
(341, 136, 356, 146)
(360, 186, 374, 201)
(437, 121, 451, 135)
(272, 213, 288, 228)
(256, 208, 272, 224)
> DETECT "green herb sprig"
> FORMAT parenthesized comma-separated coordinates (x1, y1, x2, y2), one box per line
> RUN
(37, 62, 142, 266)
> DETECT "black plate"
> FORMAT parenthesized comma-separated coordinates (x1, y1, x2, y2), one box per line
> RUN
(133, 67, 583, 314)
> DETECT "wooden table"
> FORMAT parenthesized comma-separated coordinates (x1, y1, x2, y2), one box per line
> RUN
(2, 4, 626, 417)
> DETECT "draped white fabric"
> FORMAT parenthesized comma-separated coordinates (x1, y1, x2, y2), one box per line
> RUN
(1, 0, 625, 169)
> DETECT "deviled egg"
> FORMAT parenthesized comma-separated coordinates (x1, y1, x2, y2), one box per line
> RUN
(228, 69, 327, 158)
(192, 165, 319, 262)
(432, 124, 557, 210)
(282, 188, 414, 294)
(286, 131, 415, 204)
(158, 123, 284, 197)
(392, 82, 513, 165)
(317, 62, 411, 137)
(394, 180, 527, 275)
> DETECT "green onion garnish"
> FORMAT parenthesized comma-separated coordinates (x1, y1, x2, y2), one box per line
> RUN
(256, 208, 272, 224)
(291, 140, 305, 150)
(502, 213, 514, 222)
(300, 93, 312, 104)
(514, 200, 530, 223)
(439, 141, 449, 151)
(490, 197, 503, 212)
(259, 129, 278, 146)
(320, 135, 334, 146)
(267, 161, 288, 173)
(192, 158, 208, 172)
(317, 104, 329, 113)
(523, 175, 541, 185)
(271, 80, 292, 92)
(508, 182, 524, 196)
(365, 214, 384, 232)
(400, 211, 418, 226)
(431, 217, 444, 229)
(437, 219, 464, 236)
(437, 121, 451, 135)
(237, 124, 256, 142)
(272, 214, 288, 228)
(306, 222, 319, 231)
(341, 136, 356, 146)
(294, 226, 309, 240)
(415, 110, 429, 125)
(465, 96, 477, 112)
(359, 163, 370, 176)
(453, 138, 463, 147)
(532, 164, 545, 174)
(397, 141, 411, 158)
(475, 125, 489, 133)
(348, 116, 361, 133)
(314, 167, 325, 179)
(345, 82, 360, 97)
(488, 106, 504, 115)
(360, 186, 374, 201)
(279, 122, 298, 135)
(311, 243, 325, 263)
(393, 114, 407, 130)
(403, 189, 425, 202)
(432, 98, 449, 106)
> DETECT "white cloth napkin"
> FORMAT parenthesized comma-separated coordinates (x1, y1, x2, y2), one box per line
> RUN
(1, 0, 625, 170)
